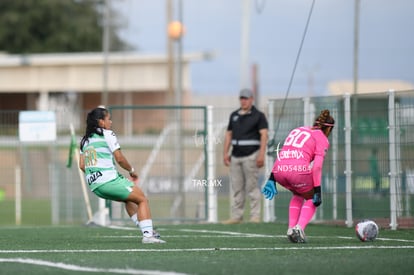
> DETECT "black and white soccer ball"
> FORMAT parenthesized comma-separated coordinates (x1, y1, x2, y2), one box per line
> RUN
(355, 219, 379, 242)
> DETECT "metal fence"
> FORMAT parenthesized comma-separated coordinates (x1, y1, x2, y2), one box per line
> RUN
(0, 106, 218, 225)
(1, 90, 413, 229)
(264, 90, 414, 229)
(0, 113, 90, 225)
(106, 105, 213, 223)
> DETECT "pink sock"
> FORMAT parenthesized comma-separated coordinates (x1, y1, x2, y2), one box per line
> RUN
(288, 195, 303, 228)
(297, 199, 316, 230)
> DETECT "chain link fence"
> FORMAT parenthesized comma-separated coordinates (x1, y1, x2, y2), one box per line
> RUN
(265, 90, 414, 228)
(1, 90, 413, 229)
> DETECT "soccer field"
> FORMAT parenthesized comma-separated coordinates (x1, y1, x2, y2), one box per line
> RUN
(1, 223, 414, 275)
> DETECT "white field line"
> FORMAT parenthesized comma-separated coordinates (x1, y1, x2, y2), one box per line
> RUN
(177, 228, 272, 238)
(106, 226, 414, 243)
(107, 226, 275, 237)
(335, 236, 414, 243)
(1, 246, 414, 255)
(3, 227, 414, 255)
(101, 235, 414, 243)
(101, 235, 276, 238)
(2, 227, 413, 274)
(107, 225, 137, 230)
(1, 226, 414, 274)
(0, 258, 189, 275)
(178, 228, 414, 243)
(376, 237, 414, 243)
(177, 228, 414, 243)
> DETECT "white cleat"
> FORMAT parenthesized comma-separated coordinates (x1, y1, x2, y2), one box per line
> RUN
(142, 236, 166, 244)
(292, 225, 307, 243)
(287, 228, 298, 243)
(153, 229, 161, 239)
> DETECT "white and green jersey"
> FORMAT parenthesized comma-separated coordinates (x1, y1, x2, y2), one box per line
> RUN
(80, 129, 120, 191)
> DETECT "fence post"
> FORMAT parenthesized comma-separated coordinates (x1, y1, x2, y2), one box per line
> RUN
(303, 97, 313, 126)
(332, 109, 339, 220)
(344, 94, 353, 227)
(388, 90, 398, 230)
(207, 105, 217, 223)
(15, 165, 21, 225)
(263, 100, 275, 222)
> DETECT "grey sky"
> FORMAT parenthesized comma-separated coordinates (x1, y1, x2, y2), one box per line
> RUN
(115, 0, 414, 97)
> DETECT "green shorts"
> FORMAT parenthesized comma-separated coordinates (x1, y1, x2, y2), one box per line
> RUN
(93, 176, 134, 201)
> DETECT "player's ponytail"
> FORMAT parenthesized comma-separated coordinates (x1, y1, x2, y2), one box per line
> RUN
(313, 109, 335, 135)
(80, 107, 108, 150)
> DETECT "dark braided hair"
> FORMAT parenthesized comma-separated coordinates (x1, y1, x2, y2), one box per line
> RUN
(80, 107, 108, 150)
(313, 109, 335, 134)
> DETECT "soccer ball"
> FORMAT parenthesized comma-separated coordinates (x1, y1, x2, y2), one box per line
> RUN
(355, 219, 379, 242)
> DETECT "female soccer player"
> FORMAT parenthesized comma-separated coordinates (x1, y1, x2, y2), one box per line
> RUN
(79, 107, 165, 244)
(262, 109, 334, 243)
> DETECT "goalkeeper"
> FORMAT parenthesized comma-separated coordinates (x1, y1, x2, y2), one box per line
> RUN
(262, 109, 334, 243)
(79, 107, 165, 244)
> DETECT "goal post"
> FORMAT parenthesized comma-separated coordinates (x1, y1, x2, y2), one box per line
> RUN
(106, 105, 217, 224)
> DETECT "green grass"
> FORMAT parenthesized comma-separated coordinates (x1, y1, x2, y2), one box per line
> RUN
(0, 223, 414, 275)
(0, 199, 51, 225)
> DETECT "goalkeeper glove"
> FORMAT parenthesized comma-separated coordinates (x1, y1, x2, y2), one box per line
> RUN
(261, 173, 278, 200)
(262, 180, 277, 200)
(312, 186, 322, 207)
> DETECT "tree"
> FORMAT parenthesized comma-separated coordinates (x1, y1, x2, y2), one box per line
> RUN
(0, 0, 131, 54)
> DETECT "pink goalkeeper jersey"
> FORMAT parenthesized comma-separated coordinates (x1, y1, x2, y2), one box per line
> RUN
(271, 126, 329, 193)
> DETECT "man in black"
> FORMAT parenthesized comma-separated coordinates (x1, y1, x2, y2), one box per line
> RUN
(223, 88, 268, 224)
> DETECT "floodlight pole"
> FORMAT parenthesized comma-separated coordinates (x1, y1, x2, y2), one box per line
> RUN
(167, 0, 174, 102)
(175, 0, 185, 219)
(102, 0, 110, 107)
(240, 0, 251, 90)
(352, 0, 360, 124)
(353, 0, 360, 96)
